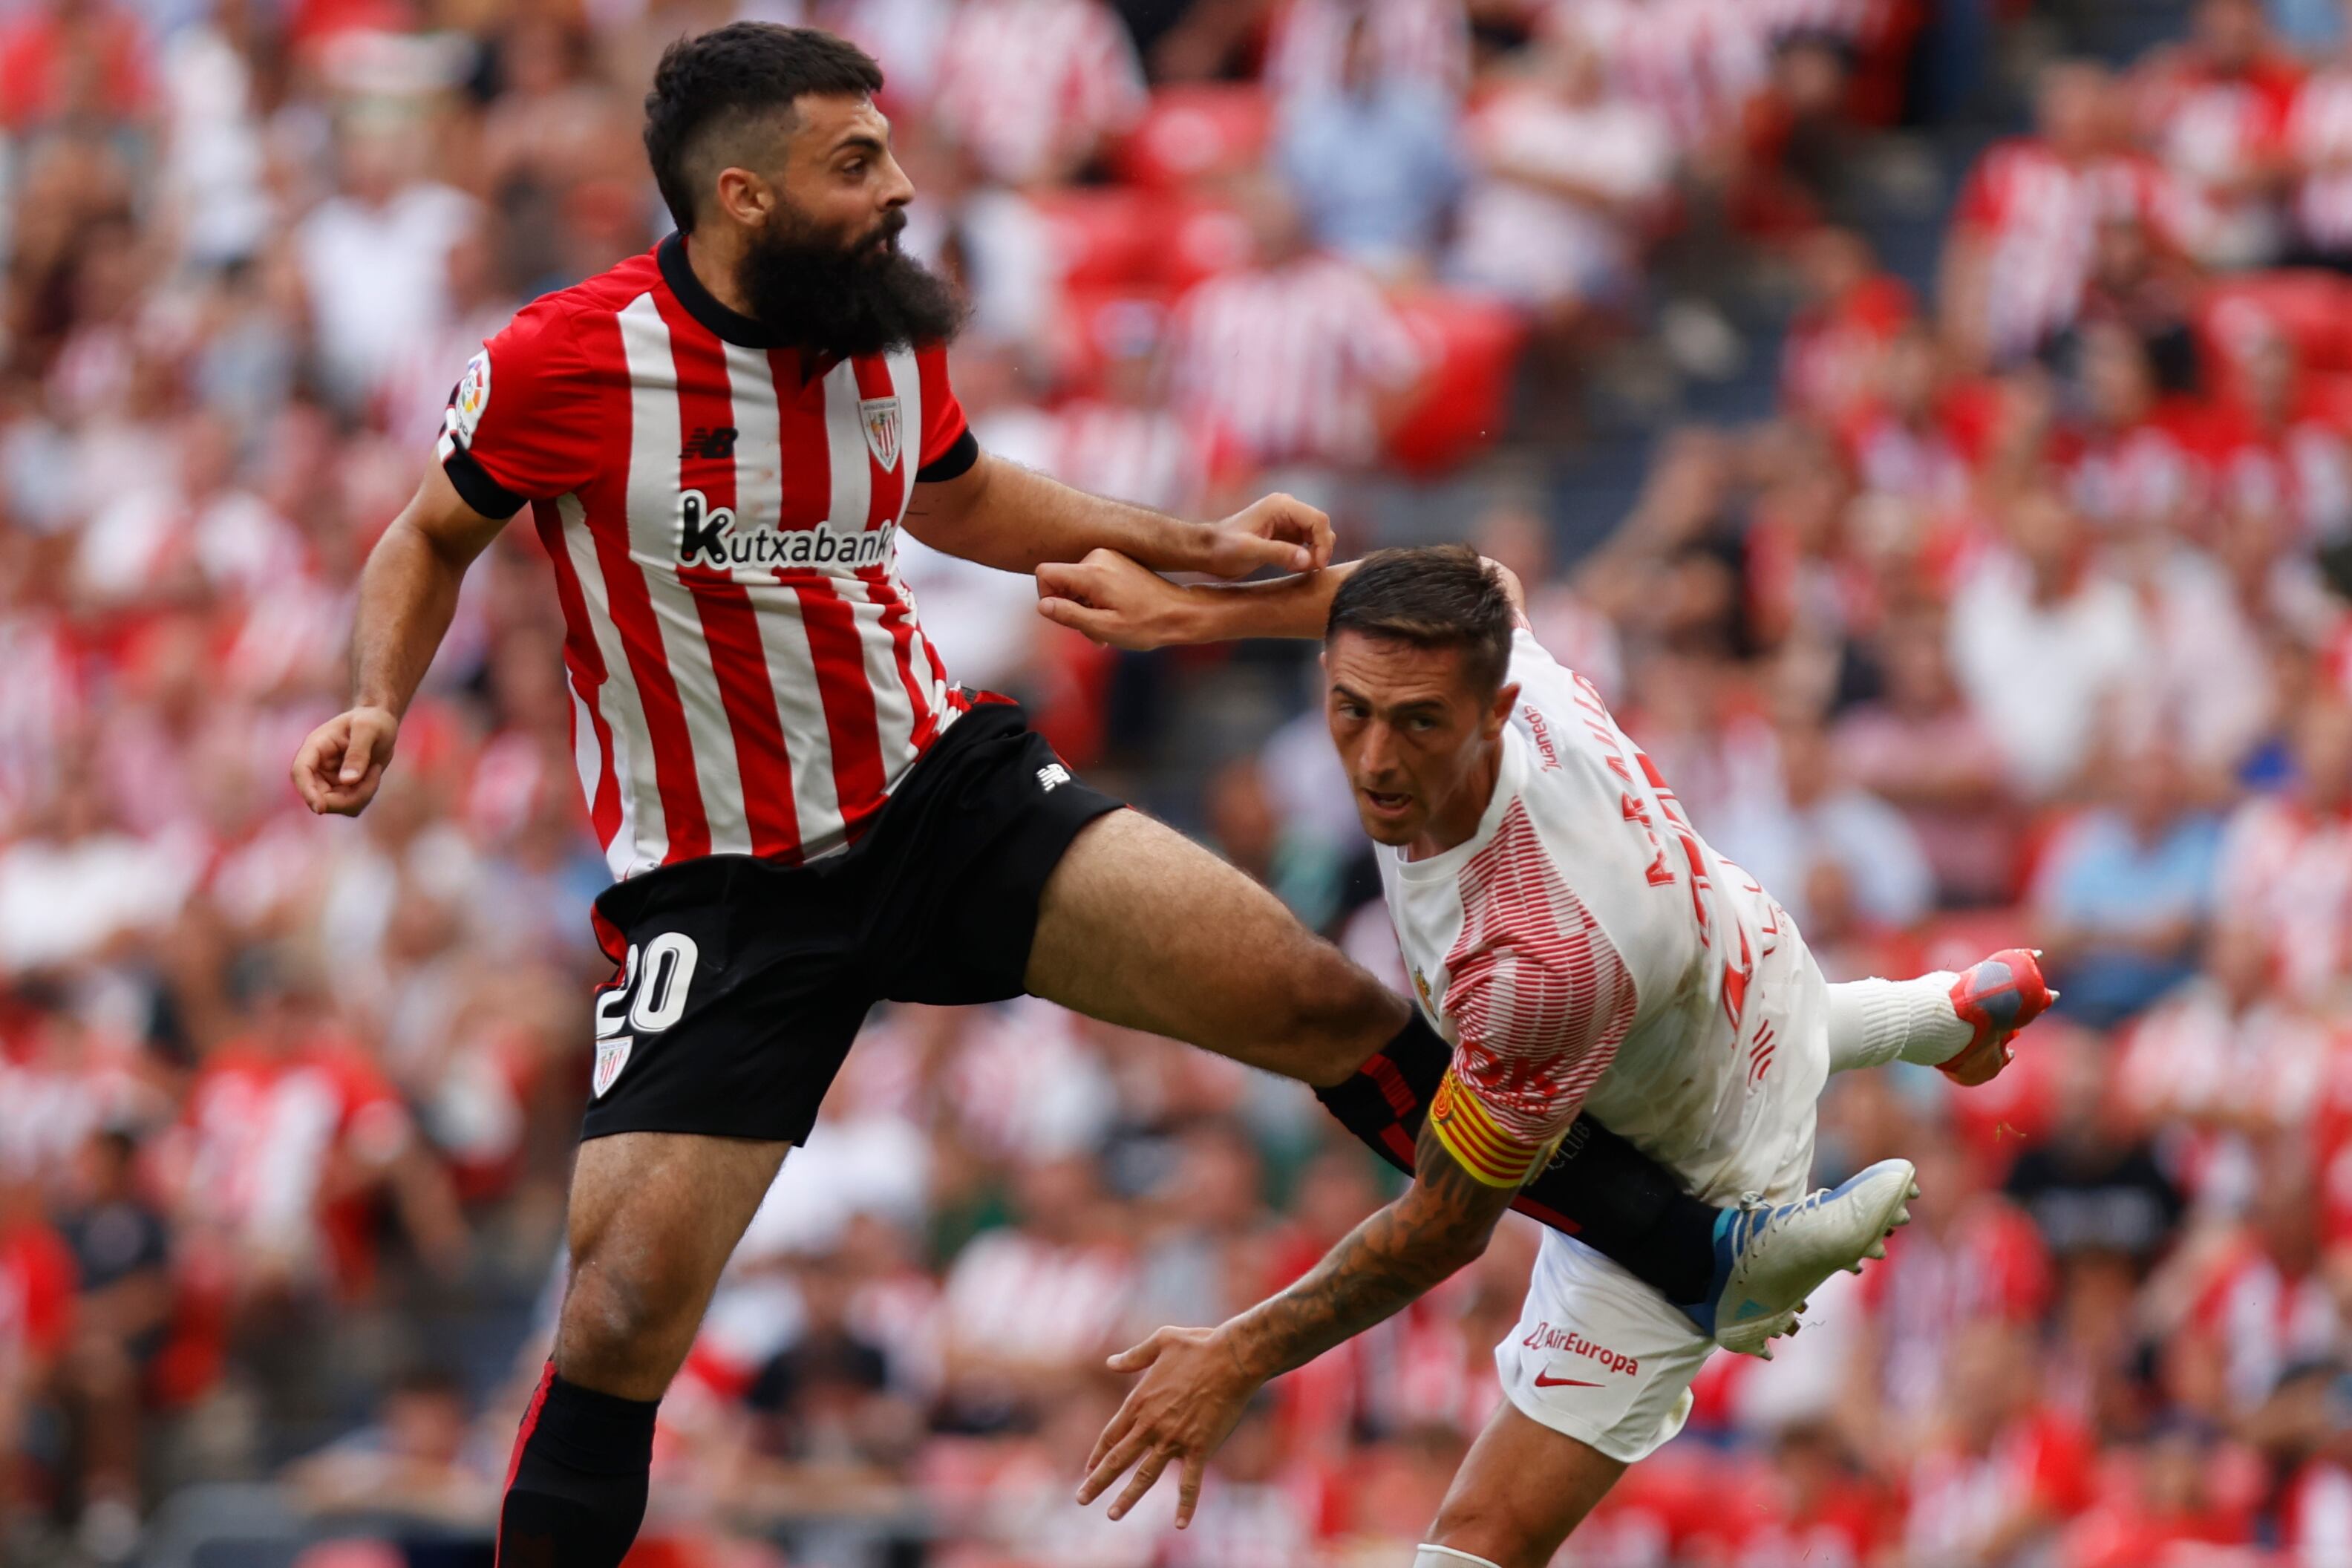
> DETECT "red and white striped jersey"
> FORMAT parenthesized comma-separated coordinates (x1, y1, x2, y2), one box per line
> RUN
(930, 0, 1145, 186)
(1263, 0, 1469, 105)
(2292, 69, 2352, 252)
(2216, 793, 2352, 1007)
(1950, 140, 2172, 363)
(1166, 255, 1422, 470)
(2137, 56, 2300, 268)
(439, 236, 977, 881)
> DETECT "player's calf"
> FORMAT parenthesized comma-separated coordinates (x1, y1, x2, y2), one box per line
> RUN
(500, 1131, 786, 1568)
(1421, 1405, 1627, 1568)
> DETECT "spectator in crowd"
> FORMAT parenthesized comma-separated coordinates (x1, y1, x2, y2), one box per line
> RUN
(938, 1156, 1136, 1431)
(291, 101, 481, 416)
(281, 1364, 498, 1523)
(2133, 0, 2302, 271)
(1446, 23, 1673, 336)
(52, 1128, 167, 1561)
(1942, 60, 2150, 369)
(1165, 175, 1425, 480)
(930, 0, 1146, 187)
(1834, 610, 2018, 907)
(1710, 715, 1936, 932)
(2217, 696, 2352, 1007)
(1275, 4, 1460, 280)
(2031, 736, 2224, 1024)
(1950, 486, 2153, 799)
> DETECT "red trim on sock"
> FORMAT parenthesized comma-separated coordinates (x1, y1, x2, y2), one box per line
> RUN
(496, 1361, 559, 1567)
(1380, 1124, 1417, 1164)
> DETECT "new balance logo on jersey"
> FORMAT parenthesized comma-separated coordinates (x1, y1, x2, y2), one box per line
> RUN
(680, 425, 738, 460)
(675, 490, 895, 572)
(1036, 763, 1071, 792)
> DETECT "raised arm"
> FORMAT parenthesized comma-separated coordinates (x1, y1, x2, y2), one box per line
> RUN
(906, 454, 1334, 579)
(289, 464, 508, 816)
(1033, 546, 1523, 648)
(1077, 1117, 1516, 1527)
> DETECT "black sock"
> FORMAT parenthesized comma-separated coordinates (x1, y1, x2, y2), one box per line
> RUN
(1316, 1015, 1719, 1306)
(496, 1365, 660, 1568)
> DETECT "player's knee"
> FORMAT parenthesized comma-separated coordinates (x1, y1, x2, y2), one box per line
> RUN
(1425, 1495, 1557, 1568)
(555, 1238, 708, 1391)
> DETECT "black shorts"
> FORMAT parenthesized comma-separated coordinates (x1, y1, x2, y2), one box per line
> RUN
(579, 700, 1124, 1146)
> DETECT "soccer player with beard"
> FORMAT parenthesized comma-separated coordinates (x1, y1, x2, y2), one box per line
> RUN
(288, 27, 1933, 1565)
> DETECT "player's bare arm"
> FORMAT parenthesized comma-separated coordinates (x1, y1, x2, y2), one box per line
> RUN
(1034, 546, 1525, 649)
(1077, 1117, 1514, 1527)
(290, 465, 507, 817)
(905, 453, 1333, 578)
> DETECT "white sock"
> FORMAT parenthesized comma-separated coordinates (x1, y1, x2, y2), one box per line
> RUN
(1414, 1549, 1505, 1568)
(1825, 974, 1972, 1074)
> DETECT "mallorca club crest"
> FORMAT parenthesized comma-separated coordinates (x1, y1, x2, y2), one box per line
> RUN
(859, 395, 902, 472)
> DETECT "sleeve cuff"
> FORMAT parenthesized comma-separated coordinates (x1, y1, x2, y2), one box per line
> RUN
(914, 426, 979, 485)
(442, 448, 529, 520)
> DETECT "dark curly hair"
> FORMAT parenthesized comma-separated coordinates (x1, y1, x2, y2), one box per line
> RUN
(642, 23, 885, 233)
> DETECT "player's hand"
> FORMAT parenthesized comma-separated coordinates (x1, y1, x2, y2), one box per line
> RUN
(291, 705, 400, 816)
(1037, 549, 1198, 650)
(1077, 1324, 1261, 1528)
(1200, 491, 1333, 578)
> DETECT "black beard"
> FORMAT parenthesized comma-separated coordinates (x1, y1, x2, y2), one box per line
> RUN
(736, 205, 966, 359)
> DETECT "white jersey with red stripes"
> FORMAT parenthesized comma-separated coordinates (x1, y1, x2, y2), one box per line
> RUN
(1375, 626, 1825, 1198)
(930, 0, 1146, 186)
(1950, 140, 2172, 363)
(438, 236, 975, 881)
(2293, 69, 2352, 254)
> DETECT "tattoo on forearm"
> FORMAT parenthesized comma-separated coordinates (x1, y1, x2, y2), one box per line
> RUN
(1229, 1121, 1508, 1379)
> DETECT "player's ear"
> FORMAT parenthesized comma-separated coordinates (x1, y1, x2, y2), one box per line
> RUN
(713, 166, 774, 228)
(1485, 682, 1519, 738)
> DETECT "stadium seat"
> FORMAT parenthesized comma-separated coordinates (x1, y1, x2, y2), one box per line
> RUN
(1028, 187, 1161, 290)
(2197, 271, 2352, 405)
(1110, 84, 1274, 189)
(1383, 292, 1529, 476)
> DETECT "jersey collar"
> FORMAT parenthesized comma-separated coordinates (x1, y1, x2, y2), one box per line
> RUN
(657, 232, 834, 380)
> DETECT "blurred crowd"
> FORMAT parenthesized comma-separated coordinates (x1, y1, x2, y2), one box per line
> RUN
(10, 0, 2352, 1559)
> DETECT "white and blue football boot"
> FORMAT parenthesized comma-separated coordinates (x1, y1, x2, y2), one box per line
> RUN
(1679, 1157, 1919, 1359)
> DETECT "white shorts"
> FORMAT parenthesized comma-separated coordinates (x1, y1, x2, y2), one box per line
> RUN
(1494, 1233, 1714, 1463)
(1496, 932, 1832, 1463)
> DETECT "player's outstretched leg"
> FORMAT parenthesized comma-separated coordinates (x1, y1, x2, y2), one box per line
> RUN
(496, 1131, 789, 1568)
(1824, 949, 2054, 1083)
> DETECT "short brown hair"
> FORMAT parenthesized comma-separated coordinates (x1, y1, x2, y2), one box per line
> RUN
(1324, 545, 1514, 696)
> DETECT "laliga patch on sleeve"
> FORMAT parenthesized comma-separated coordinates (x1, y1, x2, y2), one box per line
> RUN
(451, 350, 491, 444)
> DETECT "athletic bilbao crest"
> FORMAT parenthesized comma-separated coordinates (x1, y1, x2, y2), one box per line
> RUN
(592, 1033, 633, 1098)
(859, 396, 902, 471)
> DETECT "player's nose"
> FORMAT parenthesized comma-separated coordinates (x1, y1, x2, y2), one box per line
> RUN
(878, 153, 915, 210)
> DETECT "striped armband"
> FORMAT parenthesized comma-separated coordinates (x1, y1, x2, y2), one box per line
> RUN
(1427, 1069, 1558, 1189)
